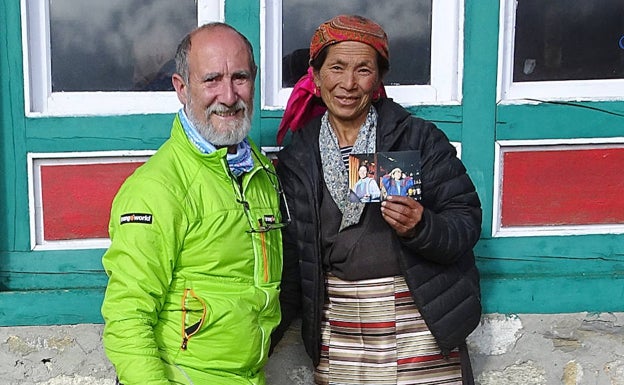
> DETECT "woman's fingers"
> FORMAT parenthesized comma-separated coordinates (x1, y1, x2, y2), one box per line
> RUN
(380, 195, 423, 237)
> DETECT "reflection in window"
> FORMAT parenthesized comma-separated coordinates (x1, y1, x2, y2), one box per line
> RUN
(281, 0, 431, 88)
(49, 0, 196, 92)
(513, 0, 624, 82)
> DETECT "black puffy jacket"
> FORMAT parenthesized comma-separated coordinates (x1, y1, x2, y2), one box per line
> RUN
(273, 98, 482, 365)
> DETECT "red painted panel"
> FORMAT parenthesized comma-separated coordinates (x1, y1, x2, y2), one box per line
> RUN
(501, 148, 624, 226)
(41, 162, 144, 240)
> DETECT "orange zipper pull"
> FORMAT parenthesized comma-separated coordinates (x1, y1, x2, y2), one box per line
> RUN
(260, 232, 268, 282)
(181, 337, 188, 350)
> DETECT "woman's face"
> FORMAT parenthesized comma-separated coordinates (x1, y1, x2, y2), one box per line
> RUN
(358, 165, 368, 178)
(314, 41, 381, 129)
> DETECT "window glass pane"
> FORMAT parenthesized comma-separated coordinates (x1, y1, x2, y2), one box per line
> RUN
(282, 0, 431, 87)
(49, 0, 197, 92)
(513, 0, 624, 82)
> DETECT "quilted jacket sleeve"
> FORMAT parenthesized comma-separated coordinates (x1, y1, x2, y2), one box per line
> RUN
(270, 153, 303, 351)
(400, 120, 482, 264)
(390, 117, 482, 353)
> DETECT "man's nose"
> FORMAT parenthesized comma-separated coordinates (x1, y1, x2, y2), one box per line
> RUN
(218, 80, 238, 106)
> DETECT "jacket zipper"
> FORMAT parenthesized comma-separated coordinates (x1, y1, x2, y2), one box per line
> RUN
(180, 288, 206, 350)
(229, 162, 270, 284)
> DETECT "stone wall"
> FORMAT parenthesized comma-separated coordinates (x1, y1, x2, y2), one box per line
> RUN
(1, 313, 623, 385)
(469, 312, 624, 385)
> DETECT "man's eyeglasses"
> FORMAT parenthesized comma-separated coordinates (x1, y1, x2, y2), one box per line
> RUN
(233, 150, 291, 233)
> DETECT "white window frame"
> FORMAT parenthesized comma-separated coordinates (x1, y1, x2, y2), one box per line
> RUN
(21, 0, 224, 117)
(261, 0, 463, 110)
(492, 138, 624, 238)
(28, 151, 155, 250)
(498, 0, 624, 103)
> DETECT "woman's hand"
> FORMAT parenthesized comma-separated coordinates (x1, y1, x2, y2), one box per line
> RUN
(380, 195, 423, 238)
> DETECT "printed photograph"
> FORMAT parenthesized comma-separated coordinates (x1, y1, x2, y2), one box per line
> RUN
(376, 150, 422, 201)
(348, 153, 381, 203)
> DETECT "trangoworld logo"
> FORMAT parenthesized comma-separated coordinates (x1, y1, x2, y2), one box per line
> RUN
(120, 213, 153, 225)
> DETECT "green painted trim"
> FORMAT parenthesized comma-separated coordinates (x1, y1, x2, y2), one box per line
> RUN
(0, 250, 107, 291)
(497, 101, 624, 140)
(0, 289, 105, 326)
(475, 234, 624, 260)
(0, 2, 12, 252)
(25, 114, 172, 152)
(404, 105, 463, 123)
(260, 109, 285, 119)
(225, 1, 264, 147)
(2, 270, 621, 327)
(461, 0, 500, 238)
(1, 0, 28, 252)
(258, 117, 281, 147)
(481, 276, 624, 314)
(475, 235, 624, 313)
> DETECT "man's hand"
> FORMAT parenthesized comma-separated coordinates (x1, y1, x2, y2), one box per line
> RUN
(380, 195, 423, 238)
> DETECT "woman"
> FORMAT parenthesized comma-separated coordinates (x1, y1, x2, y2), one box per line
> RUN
(273, 15, 482, 385)
(352, 164, 381, 202)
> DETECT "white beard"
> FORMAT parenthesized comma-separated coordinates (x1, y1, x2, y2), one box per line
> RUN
(186, 99, 252, 146)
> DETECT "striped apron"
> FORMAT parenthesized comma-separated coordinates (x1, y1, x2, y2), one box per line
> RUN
(314, 275, 463, 385)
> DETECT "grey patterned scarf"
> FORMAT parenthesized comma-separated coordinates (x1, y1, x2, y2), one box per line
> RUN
(319, 107, 377, 230)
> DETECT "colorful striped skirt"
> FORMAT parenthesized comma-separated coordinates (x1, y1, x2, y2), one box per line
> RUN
(314, 274, 463, 385)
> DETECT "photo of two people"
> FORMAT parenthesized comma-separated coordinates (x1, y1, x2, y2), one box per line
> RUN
(348, 150, 422, 203)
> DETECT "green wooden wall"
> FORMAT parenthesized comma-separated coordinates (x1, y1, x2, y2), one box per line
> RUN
(1, 1, 623, 326)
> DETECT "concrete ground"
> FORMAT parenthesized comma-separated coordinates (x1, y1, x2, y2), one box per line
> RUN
(2, 313, 624, 384)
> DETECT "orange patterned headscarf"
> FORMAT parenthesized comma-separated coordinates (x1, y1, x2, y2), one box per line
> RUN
(277, 15, 389, 145)
(310, 15, 389, 63)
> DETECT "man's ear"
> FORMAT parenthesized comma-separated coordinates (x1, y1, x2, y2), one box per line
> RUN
(172, 73, 188, 105)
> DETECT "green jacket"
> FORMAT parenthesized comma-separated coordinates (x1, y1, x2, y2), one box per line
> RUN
(101, 116, 283, 385)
